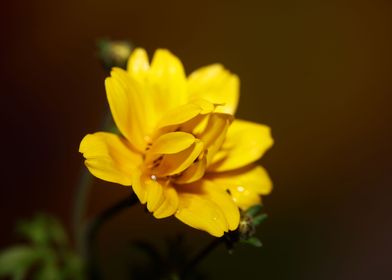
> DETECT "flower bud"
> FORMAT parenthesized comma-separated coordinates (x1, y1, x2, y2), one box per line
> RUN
(97, 39, 133, 70)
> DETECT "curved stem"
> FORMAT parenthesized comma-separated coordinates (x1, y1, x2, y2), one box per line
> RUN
(181, 237, 224, 278)
(85, 192, 139, 280)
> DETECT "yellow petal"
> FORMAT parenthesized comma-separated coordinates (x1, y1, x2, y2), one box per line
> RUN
(153, 183, 179, 219)
(208, 165, 272, 210)
(156, 103, 201, 130)
(155, 99, 214, 131)
(145, 178, 164, 212)
(198, 113, 232, 166)
(148, 132, 195, 155)
(209, 119, 273, 172)
(175, 180, 240, 236)
(126, 49, 161, 133)
(175, 194, 227, 237)
(153, 141, 204, 177)
(149, 49, 187, 112)
(174, 157, 207, 184)
(188, 64, 239, 115)
(132, 174, 179, 218)
(131, 172, 163, 210)
(105, 69, 148, 151)
(201, 180, 240, 231)
(130, 169, 147, 203)
(127, 48, 150, 76)
(79, 132, 142, 186)
(133, 174, 179, 218)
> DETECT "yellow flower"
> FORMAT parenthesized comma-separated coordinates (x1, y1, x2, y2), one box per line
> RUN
(79, 48, 273, 237)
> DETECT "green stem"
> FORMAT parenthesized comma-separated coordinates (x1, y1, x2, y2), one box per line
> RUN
(72, 170, 93, 255)
(72, 111, 113, 255)
(85, 192, 139, 280)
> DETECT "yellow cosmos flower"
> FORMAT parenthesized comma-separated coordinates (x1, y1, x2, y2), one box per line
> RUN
(79, 48, 273, 237)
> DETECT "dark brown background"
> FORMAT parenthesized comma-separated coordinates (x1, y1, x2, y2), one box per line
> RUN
(1, 0, 391, 279)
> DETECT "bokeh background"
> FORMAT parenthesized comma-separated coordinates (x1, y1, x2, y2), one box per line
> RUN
(1, 0, 391, 279)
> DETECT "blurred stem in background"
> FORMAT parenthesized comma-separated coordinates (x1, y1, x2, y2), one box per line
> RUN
(72, 168, 92, 256)
(72, 39, 133, 257)
(72, 111, 115, 257)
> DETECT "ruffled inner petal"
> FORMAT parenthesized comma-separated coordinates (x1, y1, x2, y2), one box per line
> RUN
(198, 113, 233, 166)
(153, 141, 204, 177)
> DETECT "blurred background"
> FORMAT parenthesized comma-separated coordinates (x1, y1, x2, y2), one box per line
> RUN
(1, 0, 391, 279)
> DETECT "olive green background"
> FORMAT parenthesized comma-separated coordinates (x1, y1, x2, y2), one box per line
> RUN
(1, 0, 391, 279)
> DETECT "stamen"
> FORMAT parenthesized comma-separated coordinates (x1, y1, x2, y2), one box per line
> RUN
(145, 142, 153, 151)
(153, 155, 163, 164)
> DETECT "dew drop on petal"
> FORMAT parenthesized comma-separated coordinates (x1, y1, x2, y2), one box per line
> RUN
(237, 186, 245, 192)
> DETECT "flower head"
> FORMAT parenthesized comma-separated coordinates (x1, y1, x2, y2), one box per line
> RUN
(79, 48, 273, 237)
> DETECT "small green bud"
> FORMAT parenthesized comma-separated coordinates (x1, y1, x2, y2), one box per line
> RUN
(97, 39, 133, 70)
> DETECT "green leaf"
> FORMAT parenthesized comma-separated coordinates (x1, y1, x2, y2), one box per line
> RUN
(241, 237, 263, 248)
(246, 204, 262, 217)
(0, 246, 41, 278)
(253, 213, 268, 226)
(61, 252, 85, 280)
(17, 214, 50, 246)
(34, 260, 61, 280)
(46, 217, 68, 247)
(17, 214, 68, 247)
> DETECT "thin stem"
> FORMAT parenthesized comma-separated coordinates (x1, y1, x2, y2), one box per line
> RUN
(72, 110, 114, 255)
(181, 237, 224, 278)
(73, 170, 93, 255)
(85, 192, 139, 280)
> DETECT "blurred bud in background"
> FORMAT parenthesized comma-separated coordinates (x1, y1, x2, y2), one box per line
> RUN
(97, 39, 133, 71)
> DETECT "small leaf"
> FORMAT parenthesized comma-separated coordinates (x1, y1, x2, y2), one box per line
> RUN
(46, 217, 68, 247)
(34, 260, 61, 280)
(17, 214, 53, 246)
(61, 252, 85, 280)
(253, 214, 268, 226)
(0, 246, 41, 278)
(245, 204, 262, 217)
(241, 237, 262, 248)
(17, 214, 68, 247)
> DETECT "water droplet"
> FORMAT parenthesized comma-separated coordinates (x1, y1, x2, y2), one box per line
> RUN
(151, 175, 157, 181)
(237, 186, 245, 192)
